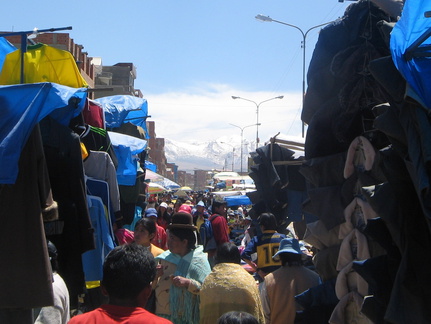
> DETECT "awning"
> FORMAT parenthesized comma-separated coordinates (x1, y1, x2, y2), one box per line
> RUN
(0, 82, 87, 184)
(107, 131, 147, 186)
(390, 0, 431, 109)
(145, 169, 165, 182)
(94, 95, 149, 137)
(148, 182, 167, 194)
(224, 194, 252, 207)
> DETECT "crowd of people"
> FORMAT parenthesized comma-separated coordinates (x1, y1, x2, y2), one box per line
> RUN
(38, 192, 322, 324)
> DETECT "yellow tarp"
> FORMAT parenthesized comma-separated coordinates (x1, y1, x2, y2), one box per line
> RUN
(0, 43, 88, 87)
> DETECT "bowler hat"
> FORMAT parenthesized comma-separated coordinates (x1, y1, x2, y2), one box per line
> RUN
(167, 212, 197, 231)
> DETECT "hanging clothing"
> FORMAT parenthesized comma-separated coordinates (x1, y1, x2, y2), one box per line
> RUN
(0, 125, 54, 309)
(0, 43, 88, 87)
(82, 99, 105, 129)
(82, 195, 115, 286)
(86, 177, 117, 231)
(0, 82, 87, 184)
(84, 150, 121, 214)
(80, 125, 118, 168)
(40, 117, 95, 307)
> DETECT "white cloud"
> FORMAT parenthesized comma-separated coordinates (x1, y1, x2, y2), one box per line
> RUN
(144, 83, 305, 144)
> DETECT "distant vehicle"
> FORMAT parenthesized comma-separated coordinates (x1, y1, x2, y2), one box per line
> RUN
(212, 174, 255, 191)
(213, 171, 240, 179)
(232, 176, 256, 190)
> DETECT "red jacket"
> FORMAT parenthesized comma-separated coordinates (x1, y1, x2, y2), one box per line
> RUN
(210, 214, 230, 247)
(151, 224, 167, 250)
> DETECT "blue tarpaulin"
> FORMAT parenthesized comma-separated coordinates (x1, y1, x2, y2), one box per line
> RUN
(94, 95, 149, 137)
(0, 82, 87, 184)
(0, 37, 16, 71)
(145, 160, 157, 172)
(224, 194, 252, 207)
(390, 0, 431, 109)
(108, 131, 147, 186)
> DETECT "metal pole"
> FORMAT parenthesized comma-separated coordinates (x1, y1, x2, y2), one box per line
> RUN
(232, 148, 235, 171)
(255, 102, 259, 150)
(1, 26, 73, 84)
(231, 96, 283, 149)
(229, 123, 258, 174)
(240, 128, 244, 174)
(221, 142, 235, 171)
(301, 33, 306, 138)
(255, 15, 335, 138)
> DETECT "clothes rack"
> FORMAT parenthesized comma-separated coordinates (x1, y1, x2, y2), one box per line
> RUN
(267, 132, 305, 166)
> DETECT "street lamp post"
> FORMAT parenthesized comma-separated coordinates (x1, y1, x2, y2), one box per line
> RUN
(231, 96, 283, 150)
(229, 123, 260, 174)
(255, 14, 336, 137)
(220, 142, 235, 172)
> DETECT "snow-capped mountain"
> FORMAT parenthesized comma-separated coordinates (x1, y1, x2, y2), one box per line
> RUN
(164, 136, 254, 172)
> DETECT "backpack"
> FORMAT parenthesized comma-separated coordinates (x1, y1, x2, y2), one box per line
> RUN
(200, 216, 217, 252)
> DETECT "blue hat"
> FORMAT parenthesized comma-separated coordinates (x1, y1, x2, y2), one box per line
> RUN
(197, 201, 205, 207)
(144, 208, 158, 218)
(273, 238, 302, 259)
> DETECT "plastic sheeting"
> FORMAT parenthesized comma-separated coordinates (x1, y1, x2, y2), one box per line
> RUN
(145, 160, 157, 172)
(94, 95, 149, 137)
(0, 43, 88, 88)
(107, 131, 147, 186)
(0, 37, 16, 72)
(224, 194, 252, 207)
(0, 82, 87, 184)
(390, 0, 431, 109)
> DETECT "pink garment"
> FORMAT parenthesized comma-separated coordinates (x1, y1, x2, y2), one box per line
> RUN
(151, 224, 168, 250)
(115, 228, 134, 245)
(178, 204, 192, 214)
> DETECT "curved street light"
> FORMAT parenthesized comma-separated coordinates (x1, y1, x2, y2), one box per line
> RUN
(220, 141, 235, 172)
(229, 123, 260, 174)
(255, 14, 336, 137)
(231, 95, 283, 150)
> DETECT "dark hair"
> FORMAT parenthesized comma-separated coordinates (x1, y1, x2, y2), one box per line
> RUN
(217, 311, 259, 324)
(175, 198, 185, 206)
(102, 244, 156, 300)
(168, 228, 196, 249)
(215, 242, 241, 265)
(47, 240, 59, 272)
(212, 201, 226, 211)
(134, 217, 156, 235)
(258, 213, 278, 231)
(279, 252, 303, 266)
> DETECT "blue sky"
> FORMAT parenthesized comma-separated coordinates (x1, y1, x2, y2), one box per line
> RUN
(2, 1, 351, 143)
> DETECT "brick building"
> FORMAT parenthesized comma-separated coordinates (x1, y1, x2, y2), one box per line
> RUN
(146, 121, 169, 177)
(2, 31, 211, 191)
